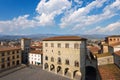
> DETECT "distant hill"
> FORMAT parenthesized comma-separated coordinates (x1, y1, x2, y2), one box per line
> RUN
(0, 34, 108, 40)
(0, 34, 58, 40)
(80, 34, 108, 40)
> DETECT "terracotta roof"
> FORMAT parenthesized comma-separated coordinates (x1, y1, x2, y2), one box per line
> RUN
(31, 46, 42, 49)
(29, 50, 42, 54)
(87, 46, 100, 54)
(42, 36, 87, 41)
(107, 35, 120, 37)
(114, 51, 120, 56)
(109, 42, 120, 47)
(0, 46, 21, 51)
(98, 64, 120, 80)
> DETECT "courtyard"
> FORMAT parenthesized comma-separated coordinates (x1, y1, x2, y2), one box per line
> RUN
(0, 66, 70, 80)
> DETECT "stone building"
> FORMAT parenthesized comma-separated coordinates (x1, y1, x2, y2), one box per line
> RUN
(109, 42, 120, 53)
(0, 46, 21, 71)
(105, 35, 120, 45)
(95, 53, 114, 66)
(42, 36, 87, 80)
(21, 38, 31, 64)
(29, 50, 43, 66)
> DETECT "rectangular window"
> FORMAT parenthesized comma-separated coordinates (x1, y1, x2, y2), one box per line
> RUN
(1, 52, 5, 56)
(17, 50, 19, 53)
(58, 43, 61, 48)
(65, 43, 69, 48)
(12, 56, 15, 59)
(45, 43, 48, 47)
(51, 43, 54, 47)
(12, 61, 15, 65)
(65, 60, 69, 65)
(7, 57, 10, 61)
(16, 60, 20, 65)
(17, 55, 19, 58)
(74, 43, 79, 49)
(1, 58, 5, 63)
(1, 64, 5, 69)
(7, 62, 10, 67)
(7, 51, 10, 55)
(12, 51, 15, 54)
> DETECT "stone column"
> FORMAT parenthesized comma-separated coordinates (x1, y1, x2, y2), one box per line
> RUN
(43, 63, 45, 70)
(55, 67, 57, 74)
(48, 64, 50, 71)
(71, 71, 74, 79)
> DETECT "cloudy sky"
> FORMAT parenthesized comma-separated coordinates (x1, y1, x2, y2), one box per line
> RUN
(0, 0, 120, 35)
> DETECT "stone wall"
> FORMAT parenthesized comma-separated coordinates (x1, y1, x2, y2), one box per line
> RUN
(97, 56, 114, 66)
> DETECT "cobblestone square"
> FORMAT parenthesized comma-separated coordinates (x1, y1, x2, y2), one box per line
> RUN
(0, 67, 71, 80)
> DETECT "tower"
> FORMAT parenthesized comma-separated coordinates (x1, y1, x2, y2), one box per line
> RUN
(21, 38, 31, 64)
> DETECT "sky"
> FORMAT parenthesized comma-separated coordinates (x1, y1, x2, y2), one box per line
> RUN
(0, 0, 120, 35)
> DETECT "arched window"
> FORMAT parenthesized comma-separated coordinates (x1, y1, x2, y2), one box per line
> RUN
(118, 38, 119, 41)
(51, 57, 54, 62)
(109, 38, 112, 41)
(45, 56, 48, 60)
(114, 38, 116, 41)
(65, 59, 69, 65)
(74, 61, 79, 67)
(44, 63, 48, 69)
(58, 57, 61, 64)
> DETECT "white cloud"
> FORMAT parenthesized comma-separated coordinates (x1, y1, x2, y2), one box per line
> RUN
(86, 21, 120, 34)
(35, 0, 71, 26)
(0, 0, 72, 33)
(0, 0, 120, 34)
(60, 0, 120, 30)
(0, 15, 38, 33)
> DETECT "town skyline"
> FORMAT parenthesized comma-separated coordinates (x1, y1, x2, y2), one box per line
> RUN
(0, 0, 120, 35)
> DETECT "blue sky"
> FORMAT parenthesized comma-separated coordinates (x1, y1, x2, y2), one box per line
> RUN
(0, 0, 120, 35)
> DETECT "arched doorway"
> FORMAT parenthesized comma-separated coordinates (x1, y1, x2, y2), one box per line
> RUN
(73, 70, 81, 80)
(57, 66, 62, 75)
(50, 64, 55, 72)
(44, 63, 49, 70)
(85, 66, 96, 80)
(64, 68, 71, 78)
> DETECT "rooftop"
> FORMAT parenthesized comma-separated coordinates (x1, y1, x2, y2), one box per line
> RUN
(87, 46, 100, 54)
(98, 64, 120, 80)
(31, 46, 42, 49)
(114, 50, 120, 56)
(0, 46, 21, 52)
(95, 53, 112, 58)
(42, 36, 87, 41)
(107, 35, 120, 37)
(29, 50, 42, 54)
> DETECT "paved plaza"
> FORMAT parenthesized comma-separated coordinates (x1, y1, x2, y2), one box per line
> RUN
(0, 66, 71, 80)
